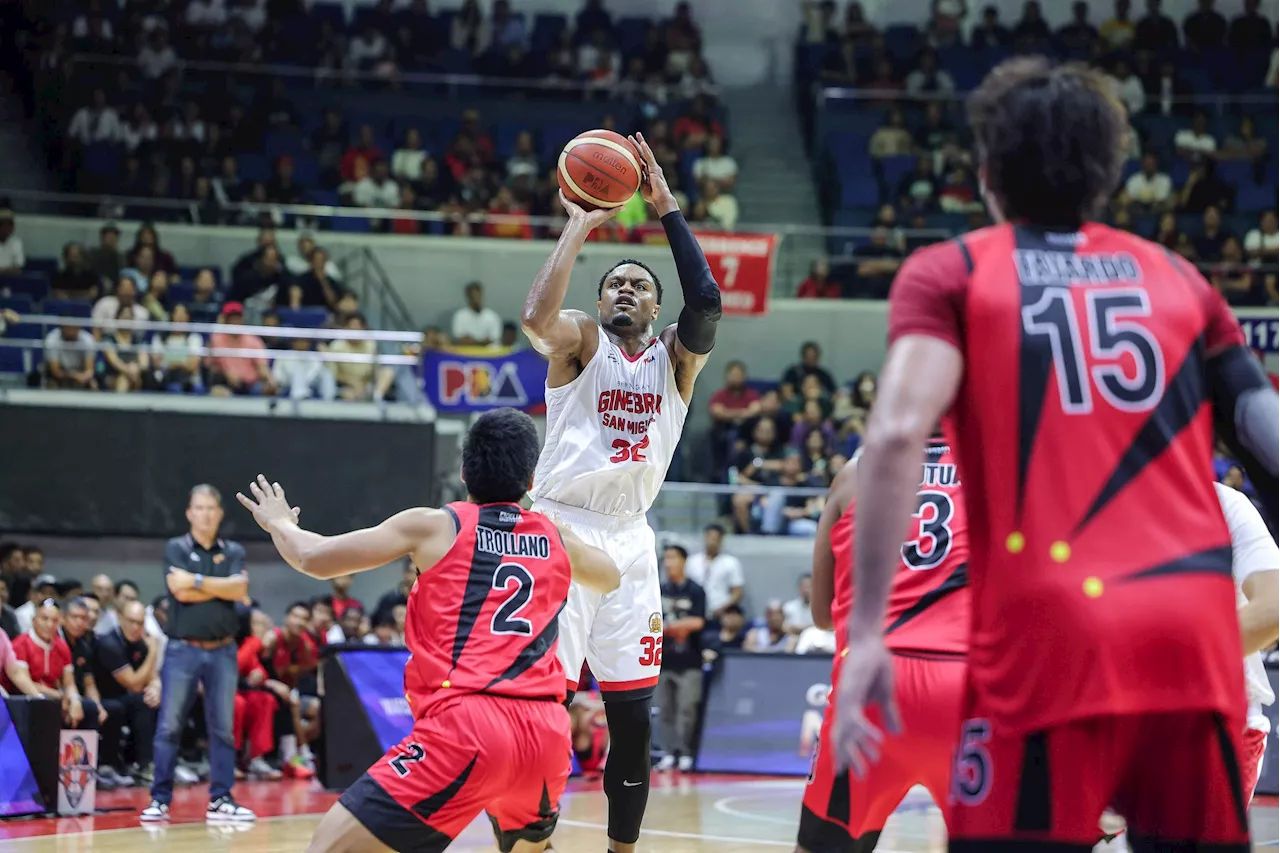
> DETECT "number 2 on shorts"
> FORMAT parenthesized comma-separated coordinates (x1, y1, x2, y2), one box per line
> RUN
(389, 742, 425, 777)
(639, 635, 663, 667)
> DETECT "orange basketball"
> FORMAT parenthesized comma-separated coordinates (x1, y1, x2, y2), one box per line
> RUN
(557, 129, 642, 211)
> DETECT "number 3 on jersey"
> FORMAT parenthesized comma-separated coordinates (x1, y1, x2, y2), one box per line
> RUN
(902, 491, 954, 570)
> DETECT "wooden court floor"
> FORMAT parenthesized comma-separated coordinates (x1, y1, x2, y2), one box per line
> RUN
(1, 775, 1276, 852)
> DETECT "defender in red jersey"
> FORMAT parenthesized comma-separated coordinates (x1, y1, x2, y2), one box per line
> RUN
(830, 58, 1278, 853)
(236, 409, 621, 853)
(797, 438, 970, 853)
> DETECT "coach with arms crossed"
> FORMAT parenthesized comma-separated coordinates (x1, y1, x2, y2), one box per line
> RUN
(141, 484, 257, 824)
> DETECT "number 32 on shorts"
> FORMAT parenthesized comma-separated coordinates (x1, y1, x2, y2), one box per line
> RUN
(639, 636, 663, 667)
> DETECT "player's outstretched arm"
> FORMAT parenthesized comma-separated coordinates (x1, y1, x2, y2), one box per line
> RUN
(629, 132, 722, 382)
(555, 523, 621, 595)
(521, 192, 619, 363)
(1217, 482, 1280, 654)
(811, 457, 858, 631)
(1208, 345, 1279, 530)
(237, 475, 452, 579)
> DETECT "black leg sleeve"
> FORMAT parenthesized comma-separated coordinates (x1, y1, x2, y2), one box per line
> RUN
(601, 695, 653, 844)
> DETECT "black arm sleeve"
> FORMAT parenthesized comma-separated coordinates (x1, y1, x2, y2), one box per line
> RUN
(661, 210, 722, 355)
(1208, 345, 1279, 535)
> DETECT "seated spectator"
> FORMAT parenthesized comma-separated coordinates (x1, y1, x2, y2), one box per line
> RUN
(712, 604, 748, 651)
(451, 281, 502, 347)
(729, 419, 786, 532)
(1108, 59, 1145, 116)
(86, 223, 122, 288)
(102, 307, 151, 393)
(1144, 59, 1192, 117)
(937, 166, 982, 213)
(234, 611, 284, 780)
(708, 359, 761, 475)
(341, 126, 385, 183)
(207, 302, 276, 396)
(760, 452, 824, 536)
(8, 602, 100, 730)
(43, 324, 97, 390)
(14, 575, 56, 634)
(329, 576, 363, 622)
(693, 135, 737, 194)
(68, 88, 122, 146)
(914, 102, 955, 153)
(1244, 210, 1279, 265)
(192, 268, 220, 306)
(365, 607, 406, 645)
(92, 275, 150, 333)
(274, 338, 338, 401)
(1211, 237, 1263, 305)
(1122, 152, 1173, 212)
(796, 257, 840, 299)
(1058, 1, 1099, 51)
(326, 313, 377, 400)
(311, 108, 348, 186)
(905, 50, 955, 94)
(348, 24, 389, 71)
(243, 603, 319, 778)
(781, 341, 836, 398)
(1175, 112, 1218, 159)
(672, 95, 723, 150)
(1100, 0, 1137, 49)
(371, 561, 416, 628)
(1152, 210, 1182, 249)
(744, 602, 796, 653)
(1194, 205, 1234, 261)
(0, 576, 20, 639)
(970, 4, 1012, 48)
(150, 303, 204, 393)
(485, 187, 533, 240)
(1229, 0, 1274, 51)
(1179, 157, 1233, 213)
(869, 108, 913, 159)
(0, 209, 24, 274)
(51, 242, 101, 301)
(778, 573, 808, 635)
(1134, 0, 1180, 52)
(137, 28, 178, 80)
(229, 244, 289, 315)
(392, 129, 428, 184)
(450, 0, 492, 56)
(926, 0, 968, 47)
(898, 156, 938, 213)
(1219, 116, 1269, 166)
(701, 182, 738, 230)
(802, 427, 835, 478)
(265, 157, 304, 206)
(1013, 0, 1052, 46)
(844, 2, 878, 43)
(94, 600, 160, 785)
(1183, 0, 1227, 51)
(790, 396, 835, 449)
(291, 248, 345, 311)
(854, 227, 904, 297)
(354, 159, 400, 210)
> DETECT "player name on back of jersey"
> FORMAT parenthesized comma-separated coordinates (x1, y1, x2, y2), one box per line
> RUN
(1013, 248, 1141, 286)
(597, 389, 663, 436)
(920, 460, 959, 487)
(475, 526, 552, 560)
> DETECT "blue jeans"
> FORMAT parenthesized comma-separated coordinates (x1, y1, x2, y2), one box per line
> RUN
(150, 639, 237, 804)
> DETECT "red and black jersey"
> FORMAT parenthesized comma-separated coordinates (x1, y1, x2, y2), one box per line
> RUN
(888, 222, 1247, 735)
(403, 502, 572, 713)
(831, 439, 970, 657)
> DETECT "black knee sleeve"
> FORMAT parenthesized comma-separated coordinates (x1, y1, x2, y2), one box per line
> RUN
(601, 696, 653, 844)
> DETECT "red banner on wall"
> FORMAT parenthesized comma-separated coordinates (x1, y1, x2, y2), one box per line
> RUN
(692, 232, 779, 316)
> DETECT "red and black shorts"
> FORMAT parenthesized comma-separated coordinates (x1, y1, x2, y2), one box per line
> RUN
(798, 653, 965, 853)
(338, 693, 571, 853)
(948, 708, 1252, 852)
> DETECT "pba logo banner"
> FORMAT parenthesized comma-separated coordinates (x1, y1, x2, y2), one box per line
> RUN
(57, 730, 98, 815)
(423, 349, 548, 413)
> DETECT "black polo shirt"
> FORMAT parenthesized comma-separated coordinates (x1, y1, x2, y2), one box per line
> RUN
(62, 628, 95, 694)
(660, 578, 707, 673)
(94, 628, 149, 700)
(163, 534, 244, 642)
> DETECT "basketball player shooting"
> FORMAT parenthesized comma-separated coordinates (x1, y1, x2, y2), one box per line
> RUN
(797, 436, 970, 853)
(236, 408, 622, 853)
(521, 131, 723, 853)
(829, 57, 1279, 851)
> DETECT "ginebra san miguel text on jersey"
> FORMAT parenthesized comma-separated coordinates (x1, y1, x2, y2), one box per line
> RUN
(532, 326, 688, 517)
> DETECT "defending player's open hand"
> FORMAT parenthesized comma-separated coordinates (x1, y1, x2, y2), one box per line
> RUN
(829, 637, 902, 779)
(558, 190, 622, 233)
(628, 132, 678, 216)
(236, 474, 302, 532)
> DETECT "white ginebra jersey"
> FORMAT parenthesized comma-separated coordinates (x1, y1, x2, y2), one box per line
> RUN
(1214, 482, 1278, 732)
(531, 325, 688, 518)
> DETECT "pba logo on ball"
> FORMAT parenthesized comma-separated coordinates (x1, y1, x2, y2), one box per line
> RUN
(58, 731, 98, 814)
(648, 612, 662, 634)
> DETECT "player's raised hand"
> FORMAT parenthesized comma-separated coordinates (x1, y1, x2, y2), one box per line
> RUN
(559, 190, 622, 233)
(628, 132, 679, 216)
(237, 474, 302, 532)
(829, 636, 901, 778)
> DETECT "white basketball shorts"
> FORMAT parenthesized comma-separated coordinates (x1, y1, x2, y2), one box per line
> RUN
(531, 499, 662, 701)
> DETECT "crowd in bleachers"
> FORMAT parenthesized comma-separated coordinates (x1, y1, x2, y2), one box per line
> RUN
(32, 0, 741, 238)
(799, 0, 1278, 303)
(0, 542, 422, 786)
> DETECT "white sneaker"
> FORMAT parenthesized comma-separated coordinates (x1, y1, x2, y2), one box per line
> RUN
(174, 764, 200, 785)
(140, 800, 170, 822)
(677, 755, 695, 772)
(207, 796, 257, 823)
(248, 757, 282, 780)
(655, 754, 676, 771)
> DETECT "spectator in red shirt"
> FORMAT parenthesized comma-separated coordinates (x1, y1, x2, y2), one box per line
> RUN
(308, 597, 335, 647)
(253, 602, 320, 777)
(672, 95, 724, 150)
(329, 576, 363, 621)
(340, 125, 384, 183)
(796, 257, 841, 299)
(234, 609, 283, 780)
(484, 187, 534, 240)
(708, 359, 762, 478)
(455, 109, 495, 164)
(0, 619, 41, 697)
(9, 601, 97, 730)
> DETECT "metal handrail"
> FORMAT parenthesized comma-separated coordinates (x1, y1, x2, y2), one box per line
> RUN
(17, 313, 423, 343)
(67, 52, 720, 99)
(817, 86, 1279, 108)
(0, 337, 417, 365)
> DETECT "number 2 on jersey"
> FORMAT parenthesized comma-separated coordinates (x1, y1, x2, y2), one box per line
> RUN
(491, 562, 534, 636)
(610, 435, 649, 464)
(1022, 287, 1165, 414)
